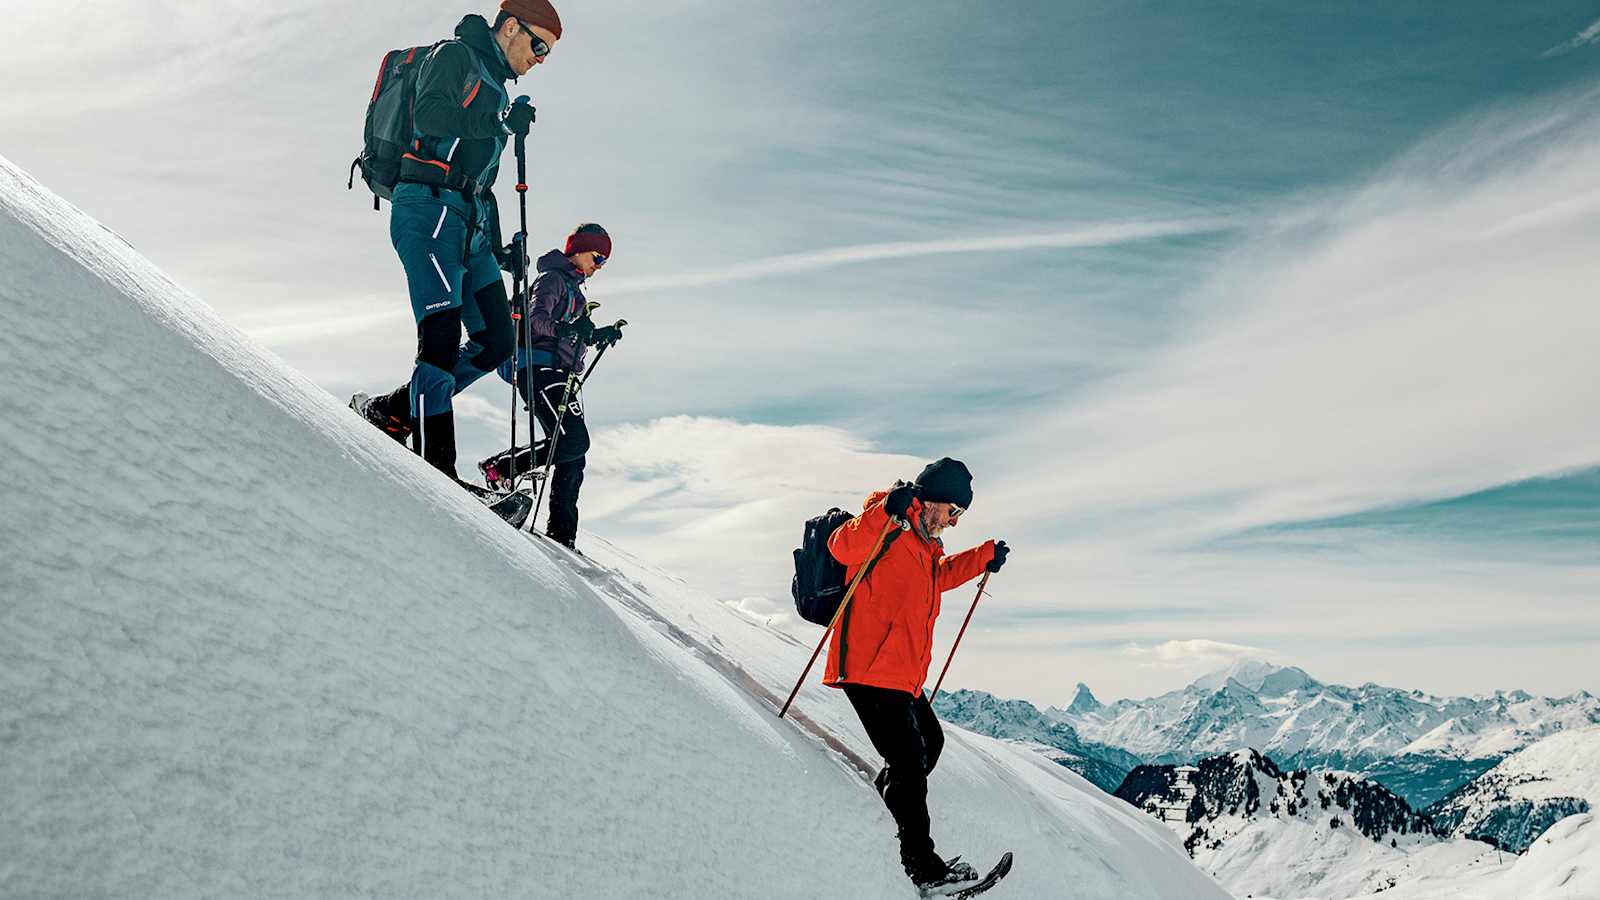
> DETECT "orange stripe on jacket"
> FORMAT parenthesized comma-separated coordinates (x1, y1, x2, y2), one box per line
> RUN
(462, 79, 481, 108)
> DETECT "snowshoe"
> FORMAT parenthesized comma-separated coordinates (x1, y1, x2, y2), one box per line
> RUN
(947, 853, 1012, 899)
(455, 480, 533, 530)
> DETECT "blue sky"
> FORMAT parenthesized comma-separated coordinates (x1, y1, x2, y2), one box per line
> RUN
(3, 1, 1598, 704)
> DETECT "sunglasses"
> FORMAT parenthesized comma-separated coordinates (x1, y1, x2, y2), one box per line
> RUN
(518, 23, 552, 58)
(947, 504, 965, 519)
(591, 253, 607, 268)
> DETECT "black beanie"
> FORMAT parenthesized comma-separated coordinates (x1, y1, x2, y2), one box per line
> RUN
(914, 457, 973, 509)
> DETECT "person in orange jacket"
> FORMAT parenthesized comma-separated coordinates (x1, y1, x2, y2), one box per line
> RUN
(824, 457, 1010, 895)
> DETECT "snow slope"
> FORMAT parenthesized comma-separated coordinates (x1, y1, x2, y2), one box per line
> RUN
(0, 154, 1230, 899)
(1333, 813, 1600, 900)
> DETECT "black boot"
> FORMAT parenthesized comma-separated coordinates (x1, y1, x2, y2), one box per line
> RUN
(350, 391, 411, 443)
(907, 853, 978, 896)
(416, 410, 457, 478)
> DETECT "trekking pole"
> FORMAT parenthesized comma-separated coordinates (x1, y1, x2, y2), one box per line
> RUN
(508, 131, 531, 493)
(779, 516, 902, 719)
(931, 571, 992, 699)
(528, 360, 580, 533)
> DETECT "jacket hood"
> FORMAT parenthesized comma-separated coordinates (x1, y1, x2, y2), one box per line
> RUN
(454, 14, 516, 83)
(536, 249, 584, 282)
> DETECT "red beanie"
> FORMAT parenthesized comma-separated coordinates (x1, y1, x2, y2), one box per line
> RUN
(565, 223, 611, 258)
(500, 0, 562, 39)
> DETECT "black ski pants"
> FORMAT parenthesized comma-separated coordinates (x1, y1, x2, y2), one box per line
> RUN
(518, 365, 589, 543)
(842, 683, 945, 871)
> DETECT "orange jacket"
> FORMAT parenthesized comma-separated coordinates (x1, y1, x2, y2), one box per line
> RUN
(823, 490, 996, 696)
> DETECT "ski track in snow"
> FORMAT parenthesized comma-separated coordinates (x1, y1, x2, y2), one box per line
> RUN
(0, 153, 1233, 899)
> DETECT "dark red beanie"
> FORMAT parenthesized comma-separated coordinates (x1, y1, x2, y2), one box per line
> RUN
(500, 0, 562, 39)
(564, 223, 611, 258)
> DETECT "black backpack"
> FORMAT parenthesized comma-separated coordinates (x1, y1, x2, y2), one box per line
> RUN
(791, 509, 899, 626)
(347, 43, 443, 210)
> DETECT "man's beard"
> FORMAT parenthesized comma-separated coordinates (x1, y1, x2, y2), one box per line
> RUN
(919, 509, 946, 538)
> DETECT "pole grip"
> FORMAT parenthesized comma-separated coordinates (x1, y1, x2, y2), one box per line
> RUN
(778, 516, 899, 719)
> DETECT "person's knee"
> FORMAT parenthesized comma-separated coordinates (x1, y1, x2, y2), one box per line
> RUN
(558, 430, 590, 461)
(418, 308, 462, 371)
(468, 330, 513, 371)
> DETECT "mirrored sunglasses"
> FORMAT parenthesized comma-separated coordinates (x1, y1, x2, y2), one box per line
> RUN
(591, 253, 607, 268)
(518, 24, 552, 58)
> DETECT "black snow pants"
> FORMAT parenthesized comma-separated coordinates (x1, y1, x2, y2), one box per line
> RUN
(841, 683, 946, 873)
(518, 365, 589, 543)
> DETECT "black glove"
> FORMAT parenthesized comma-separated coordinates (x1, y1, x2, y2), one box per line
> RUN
(589, 322, 624, 350)
(986, 540, 1009, 573)
(884, 482, 920, 520)
(557, 316, 595, 345)
(503, 99, 536, 136)
(497, 234, 529, 274)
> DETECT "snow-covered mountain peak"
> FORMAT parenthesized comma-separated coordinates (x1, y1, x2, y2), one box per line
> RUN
(1189, 656, 1289, 692)
(1061, 660, 1600, 809)
(1067, 681, 1103, 714)
(1115, 748, 1441, 899)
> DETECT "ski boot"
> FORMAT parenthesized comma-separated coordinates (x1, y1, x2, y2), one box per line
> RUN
(350, 392, 411, 444)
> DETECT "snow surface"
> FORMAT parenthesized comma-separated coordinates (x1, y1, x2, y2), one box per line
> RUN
(0, 153, 1232, 899)
(1325, 813, 1600, 900)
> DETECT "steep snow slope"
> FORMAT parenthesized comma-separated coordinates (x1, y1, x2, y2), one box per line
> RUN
(1426, 725, 1600, 853)
(0, 155, 1230, 899)
(568, 533, 1232, 899)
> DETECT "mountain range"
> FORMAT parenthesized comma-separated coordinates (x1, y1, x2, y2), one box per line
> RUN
(1053, 658, 1600, 807)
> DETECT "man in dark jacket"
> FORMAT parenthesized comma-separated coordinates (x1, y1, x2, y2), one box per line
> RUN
(826, 457, 1010, 896)
(479, 223, 621, 548)
(351, 1, 561, 482)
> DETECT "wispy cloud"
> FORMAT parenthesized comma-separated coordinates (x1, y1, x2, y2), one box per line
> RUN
(592, 219, 1236, 297)
(583, 416, 926, 602)
(1542, 17, 1600, 57)
(239, 218, 1236, 347)
(1122, 638, 1268, 670)
(987, 87, 1600, 545)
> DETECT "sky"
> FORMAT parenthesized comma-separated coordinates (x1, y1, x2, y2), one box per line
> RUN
(3, 0, 1598, 706)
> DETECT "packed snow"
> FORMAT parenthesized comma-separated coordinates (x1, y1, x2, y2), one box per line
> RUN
(0, 153, 1232, 898)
